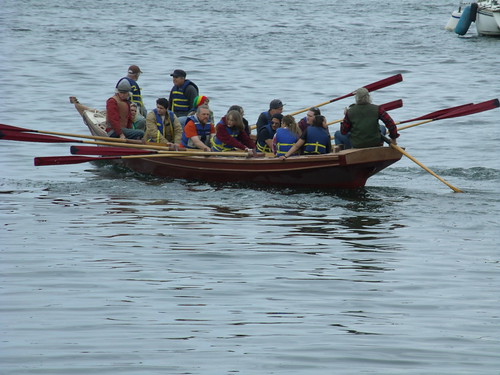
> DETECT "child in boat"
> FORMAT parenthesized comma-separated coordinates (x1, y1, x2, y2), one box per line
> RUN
(273, 114, 301, 157)
(211, 109, 255, 152)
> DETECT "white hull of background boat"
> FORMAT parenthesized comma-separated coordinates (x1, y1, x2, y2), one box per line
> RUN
(476, 7, 500, 35)
(445, 0, 500, 36)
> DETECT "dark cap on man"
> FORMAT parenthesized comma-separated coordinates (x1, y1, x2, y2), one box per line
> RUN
(128, 65, 142, 74)
(170, 69, 187, 78)
(270, 99, 284, 110)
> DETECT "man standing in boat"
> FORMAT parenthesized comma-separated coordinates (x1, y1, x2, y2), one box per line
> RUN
(117, 65, 147, 117)
(168, 69, 199, 119)
(334, 88, 399, 149)
(105, 79, 144, 140)
(181, 105, 215, 152)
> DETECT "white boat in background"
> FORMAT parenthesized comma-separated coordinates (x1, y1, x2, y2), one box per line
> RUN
(445, 0, 500, 36)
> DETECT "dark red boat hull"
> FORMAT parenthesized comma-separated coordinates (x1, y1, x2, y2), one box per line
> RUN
(121, 147, 402, 189)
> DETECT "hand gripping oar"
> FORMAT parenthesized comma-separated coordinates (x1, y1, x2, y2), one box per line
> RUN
(0, 123, 143, 144)
(381, 135, 463, 193)
(398, 99, 499, 131)
(288, 73, 403, 116)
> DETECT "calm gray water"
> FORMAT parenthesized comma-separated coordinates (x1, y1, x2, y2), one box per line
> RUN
(1, 0, 499, 374)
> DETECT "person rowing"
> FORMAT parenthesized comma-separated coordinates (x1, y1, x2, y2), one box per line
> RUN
(211, 109, 255, 153)
(180, 105, 215, 152)
(334, 87, 399, 149)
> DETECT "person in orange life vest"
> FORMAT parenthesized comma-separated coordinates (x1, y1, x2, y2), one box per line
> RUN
(105, 78, 144, 140)
(279, 115, 332, 159)
(181, 105, 215, 152)
(297, 106, 321, 133)
(143, 98, 182, 145)
(273, 114, 302, 156)
(211, 109, 255, 152)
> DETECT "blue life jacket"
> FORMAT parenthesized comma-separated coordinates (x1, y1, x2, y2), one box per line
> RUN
(256, 124, 275, 153)
(274, 127, 299, 156)
(303, 126, 330, 154)
(256, 111, 272, 132)
(170, 80, 198, 115)
(211, 122, 241, 152)
(181, 115, 212, 148)
(146, 109, 176, 143)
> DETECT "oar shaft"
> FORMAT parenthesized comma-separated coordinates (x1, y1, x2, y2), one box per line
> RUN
(34, 150, 267, 166)
(382, 136, 462, 193)
(397, 119, 433, 131)
(0, 122, 143, 144)
(288, 74, 403, 117)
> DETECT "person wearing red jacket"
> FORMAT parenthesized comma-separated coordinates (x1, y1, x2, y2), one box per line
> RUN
(105, 78, 144, 140)
(211, 110, 255, 152)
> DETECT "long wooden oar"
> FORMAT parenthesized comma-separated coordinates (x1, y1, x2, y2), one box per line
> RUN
(0, 129, 269, 158)
(70, 145, 158, 156)
(398, 99, 499, 131)
(288, 74, 403, 116)
(381, 135, 463, 193)
(34, 154, 185, 166)
(327, 99, 403, 127)
(34, 149, 265, 166)
(69, 145, 269, 158)
(0, 129, 174, 151)
(0, 123, 143, 144)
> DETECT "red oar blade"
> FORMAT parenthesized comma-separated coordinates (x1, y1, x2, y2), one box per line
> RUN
(0, 130, 77, 143)
(380, 99, 403, 112)
(364, 73, 403, 92)
(329, 74, 403, 104)
(34, 155, 116, 166)
(70, 145, 154, 156)
(0, 123, 34, 132)
(398, 103, 474, 124)
(435, 98, 499, 120)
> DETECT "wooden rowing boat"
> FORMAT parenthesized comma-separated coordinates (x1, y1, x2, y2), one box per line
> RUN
(76, 106, 402, 189)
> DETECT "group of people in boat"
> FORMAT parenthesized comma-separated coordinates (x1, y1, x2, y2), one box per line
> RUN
(72, 65, 400, 157)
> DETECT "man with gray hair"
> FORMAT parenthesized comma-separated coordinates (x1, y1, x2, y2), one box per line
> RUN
(334, 87, 399, 149)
